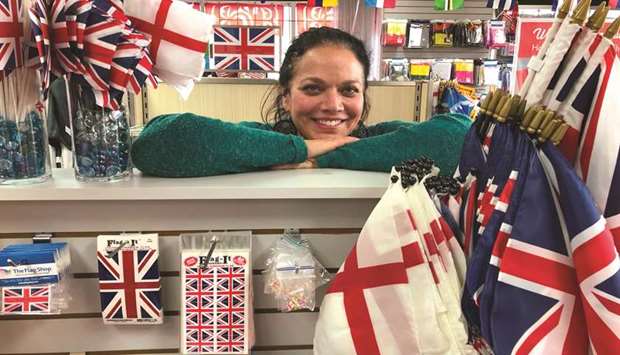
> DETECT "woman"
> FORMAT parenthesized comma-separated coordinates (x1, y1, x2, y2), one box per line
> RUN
(131, 27, 471, 177)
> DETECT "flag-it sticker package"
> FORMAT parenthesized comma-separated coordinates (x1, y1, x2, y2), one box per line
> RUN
(97, 233, 162, 324)
(181, 232, 253, 354)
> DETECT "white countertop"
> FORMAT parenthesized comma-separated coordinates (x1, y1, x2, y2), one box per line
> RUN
(0, 168, 390, 201)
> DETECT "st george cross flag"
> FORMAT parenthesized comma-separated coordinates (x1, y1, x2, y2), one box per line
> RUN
(125, 0, 214, 98)
(211, 26, 279, 72)
(1, 285, 51, 314)
(539, 143, 620, 353)
(96, 233, 162, 325)
(180, 232, 253, 354)
(364, 0, 397, 9)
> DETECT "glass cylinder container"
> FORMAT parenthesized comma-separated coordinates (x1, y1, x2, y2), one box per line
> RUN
(67, 80, 131, 182)
(0, 68, 51, 185)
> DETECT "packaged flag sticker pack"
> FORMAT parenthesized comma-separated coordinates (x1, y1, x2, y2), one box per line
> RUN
(96, 233, 162, 325)
(181, 232, 253, 354)
(0, 242, 71, 315)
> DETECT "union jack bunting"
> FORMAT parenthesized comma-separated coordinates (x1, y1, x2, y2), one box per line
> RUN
(212, 26, 278, 72)
(97, 234, 162, 324)
(0, 0, 24, 74)
(182, 251, 250, 354)
(1, 285, 51, 314)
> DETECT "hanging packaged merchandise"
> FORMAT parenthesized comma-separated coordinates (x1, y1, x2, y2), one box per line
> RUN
(0, 243, 71, 314)
(180, 231, 254, 354)
(453, 59, 474, 84)
(96, 233, 162, 324)
(380, 59, 391, 80)
(382, 20, 408, 47)
(406, 21, 431, 48)
(388, 58, 410, 81)
(263, 230, 330, 312)
(466, 20, 484, 47)
(452, 21, 467, 47)
(431, 20, 454, 47)
(482, 60, 500, 87)
(432, 60, 453, 81)
(409, 60, 432, 80)
(474, 60, 485, 87)
(434, 0, 464, 11)
(485, 20, 507, 49)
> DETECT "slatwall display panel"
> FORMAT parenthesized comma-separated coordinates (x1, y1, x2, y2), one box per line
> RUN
(0, 232, 356, 354)
(383, 0, 493, 60)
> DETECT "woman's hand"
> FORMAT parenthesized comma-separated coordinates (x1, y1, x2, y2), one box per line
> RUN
(304, 136, 359, 159)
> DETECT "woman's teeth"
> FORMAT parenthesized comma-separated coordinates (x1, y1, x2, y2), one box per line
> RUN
(317, 119, 343, 126)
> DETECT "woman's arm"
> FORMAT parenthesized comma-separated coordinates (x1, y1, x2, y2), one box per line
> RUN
(315, 114, 472, 176)
(131, 113, 308, 177)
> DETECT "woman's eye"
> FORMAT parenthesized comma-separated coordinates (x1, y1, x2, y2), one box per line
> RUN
(301, 85, 321, 94)
(341, 87, 359, 97)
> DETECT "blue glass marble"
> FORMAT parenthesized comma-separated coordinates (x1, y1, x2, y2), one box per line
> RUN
(72, 106, 131, 181)
(0, 111, 48, 181)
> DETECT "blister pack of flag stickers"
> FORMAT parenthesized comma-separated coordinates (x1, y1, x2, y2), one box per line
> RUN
(1, 285, 52, 314)
(96, 234, 162, 325)
(181, 249, 250, 354)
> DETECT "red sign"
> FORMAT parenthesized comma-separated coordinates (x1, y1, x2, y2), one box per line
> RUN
(514, 18, 620, 92)
(295, 4, 338, 36)
(203, 2, 284, 27)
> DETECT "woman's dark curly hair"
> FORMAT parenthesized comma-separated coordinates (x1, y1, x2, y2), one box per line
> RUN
(261, 27, 371, 133)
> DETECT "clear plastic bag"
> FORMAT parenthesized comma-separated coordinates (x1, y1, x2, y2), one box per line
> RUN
(263, 230, 330, 312)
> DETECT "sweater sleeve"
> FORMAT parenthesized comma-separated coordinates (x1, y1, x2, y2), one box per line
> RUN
(131, 113, 308, 177)
(315, 114, 471, 176)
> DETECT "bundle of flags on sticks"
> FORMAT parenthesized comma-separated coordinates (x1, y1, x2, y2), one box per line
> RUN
(16, 0, 213, 110)
(450, 86, 620, 353)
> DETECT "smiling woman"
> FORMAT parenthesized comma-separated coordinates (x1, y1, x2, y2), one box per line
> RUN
(130, 27, 471, 178)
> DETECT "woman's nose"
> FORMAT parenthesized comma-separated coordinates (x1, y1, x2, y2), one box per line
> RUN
(321, 88, 344, 112)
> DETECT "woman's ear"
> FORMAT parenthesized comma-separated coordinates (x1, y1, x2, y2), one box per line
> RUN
(281, 89, 291, 112)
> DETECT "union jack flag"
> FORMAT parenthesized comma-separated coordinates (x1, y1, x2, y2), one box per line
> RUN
(0, 0, 24, 73)
(1, 285, 51, 314)
(212, 26, 278, 72)
(97, 249, 162, 324)
(182, 254, 248, 354)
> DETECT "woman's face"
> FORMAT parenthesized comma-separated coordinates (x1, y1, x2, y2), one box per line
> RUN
(282, 45, 365, 140)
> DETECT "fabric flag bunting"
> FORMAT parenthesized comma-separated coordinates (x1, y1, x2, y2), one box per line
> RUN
(125, 0, 214, 98)
(486, 0, 517, 11)
(97, 233, 162, 324)
(435, 0, 464, 11)
(307, 0, 339, 7)
(364, 0, 397, 9)
(211, 26, 278, 72)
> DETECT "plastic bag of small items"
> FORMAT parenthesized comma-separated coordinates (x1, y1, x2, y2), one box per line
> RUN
(485, 20, 507, 49)
(431, 20, 454, 47)
(406, 20, 430, 49)
(263, 230, 330, 312)
(387, 58, 410, 81)
(409, 60, 432, 81)
(382, 20, 408, 47)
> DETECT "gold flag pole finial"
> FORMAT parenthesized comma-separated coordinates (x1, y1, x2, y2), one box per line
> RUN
(571, 0, 592, 25)
(604, 16, 620, 39)
(493, 95, 511, 121)
(586, 2, 608, 31)
(558, 0, 573, 19)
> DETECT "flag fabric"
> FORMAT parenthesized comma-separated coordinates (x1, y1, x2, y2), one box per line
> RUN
(364, 0, 397, 9)
(315, 170, 473, 354)
(307, 0, 339, 7)
(539, 143, 620, 353)
(0, 0, 25, 74)
(434, 0, 464, 11)
(181, 250, 250, 354)
(97, 234, 162, 324)
(212, 26, 278, 72)
(525, 20, 582, 109)
(125, 0, 213, 97)
(486, 0, 517, 11)
(1, 285, 51, 314)
(490, 144, 590, 354)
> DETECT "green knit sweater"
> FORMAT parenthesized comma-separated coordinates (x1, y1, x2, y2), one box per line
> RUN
(131, 113, 471, 177)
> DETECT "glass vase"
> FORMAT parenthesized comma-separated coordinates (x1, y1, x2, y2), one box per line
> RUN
(0, 69, 51, 185)
(67, 80, 131, 182)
